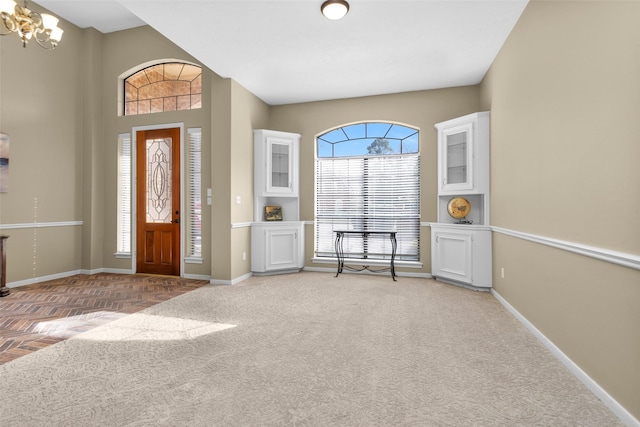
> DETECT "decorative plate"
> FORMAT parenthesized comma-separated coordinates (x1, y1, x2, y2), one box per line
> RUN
(447, 197, 471, 219)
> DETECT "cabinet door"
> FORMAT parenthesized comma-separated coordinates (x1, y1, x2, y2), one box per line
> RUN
(265, 227, 299, 271)
(266, 137, 295, 195)
(433, 231, 473, 283)
(440, 122, 474, 193)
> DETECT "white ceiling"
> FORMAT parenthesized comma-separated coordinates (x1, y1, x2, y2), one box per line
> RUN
(35, 0, 529, 106)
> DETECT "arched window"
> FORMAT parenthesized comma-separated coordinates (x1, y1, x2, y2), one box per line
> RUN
(124, 62, 202, 116)
(315, 122, 421, 262)
(317, 122, 419, 158)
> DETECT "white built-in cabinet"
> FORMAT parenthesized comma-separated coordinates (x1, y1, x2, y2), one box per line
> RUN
(252, 129, 304, 274)
(431, 223, 492, 288)
(251, 222, 304, 273)
(255, 130, 298, 197)
(431, 112, 492, 289)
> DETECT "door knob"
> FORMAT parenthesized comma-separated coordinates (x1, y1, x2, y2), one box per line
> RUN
(173, 219, 180, 224)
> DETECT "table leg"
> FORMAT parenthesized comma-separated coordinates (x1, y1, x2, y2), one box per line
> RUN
(334, 232, 344, 277)
(390, 233, 397, 281)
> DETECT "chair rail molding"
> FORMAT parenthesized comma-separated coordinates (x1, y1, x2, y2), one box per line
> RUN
(231, 222, 253, 229)
(492, 226, 640, 271)
(0, 221, 83, 230)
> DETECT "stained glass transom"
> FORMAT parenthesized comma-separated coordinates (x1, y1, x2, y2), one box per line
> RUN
(125, 63, 202, 116)
(146, 138, 172, 223)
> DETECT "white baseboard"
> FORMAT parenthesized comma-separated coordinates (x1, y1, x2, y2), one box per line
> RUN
(100, 268, 134, 275)
(81, 268, 135, 275)
(210, 272, 252, 286)
(491, 289, 639, 427)
(7, 268, 214, 288)
(183, 273, 210, 280)
(302, 266, 335, 274)
(7, 268, 140, 288)
(398, 271, 433, 279)
(207, 269, 425, 285)
(303, 266, 432, 279)
(7, 269, 84, 288)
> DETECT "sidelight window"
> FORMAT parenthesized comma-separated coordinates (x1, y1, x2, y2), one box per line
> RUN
(116, 128, 202, 261)
(116, 133, 132, 255)
(187, 128, 202, 260)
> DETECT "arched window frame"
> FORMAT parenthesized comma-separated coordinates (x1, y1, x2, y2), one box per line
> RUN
(118, 60, 202, 116)
(317, 122, 419, 158)
(315, 121, 421, 262)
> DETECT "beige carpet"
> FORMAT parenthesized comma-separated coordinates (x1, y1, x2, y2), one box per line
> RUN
(0, 272, 621, 426)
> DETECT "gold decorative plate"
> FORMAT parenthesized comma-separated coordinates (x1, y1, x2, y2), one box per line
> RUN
(447, 197, 471, 219)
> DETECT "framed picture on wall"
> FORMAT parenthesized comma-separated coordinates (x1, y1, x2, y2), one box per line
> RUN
(264, 206, 283, 221)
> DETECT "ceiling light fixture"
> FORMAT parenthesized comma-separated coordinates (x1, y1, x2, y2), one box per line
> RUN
(321, 0, 349, 21)
(0, 0, 63, 49)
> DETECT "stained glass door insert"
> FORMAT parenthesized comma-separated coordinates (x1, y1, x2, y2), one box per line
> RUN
(146, 138, 173, 223)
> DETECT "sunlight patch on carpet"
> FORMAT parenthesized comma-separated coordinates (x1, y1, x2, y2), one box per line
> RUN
(74, 313, 236, 342)
(34, 311, 128, 338)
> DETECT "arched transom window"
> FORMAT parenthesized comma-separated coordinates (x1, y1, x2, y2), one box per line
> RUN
(124, 62, 202, 116)
(317, 122, 419, 158)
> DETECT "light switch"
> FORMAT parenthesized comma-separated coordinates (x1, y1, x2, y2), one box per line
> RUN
(236, 196, 241, 204)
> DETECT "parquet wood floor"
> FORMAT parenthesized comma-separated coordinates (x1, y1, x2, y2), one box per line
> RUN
(0, 273, 209, 365)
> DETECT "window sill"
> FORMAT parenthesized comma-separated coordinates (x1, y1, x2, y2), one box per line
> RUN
(114, 252, 131, 259)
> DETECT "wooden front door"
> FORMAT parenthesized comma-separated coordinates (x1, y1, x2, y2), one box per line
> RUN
(136, 128, 180, 275)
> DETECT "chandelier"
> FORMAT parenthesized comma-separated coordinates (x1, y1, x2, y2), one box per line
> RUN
(0, 0, 63, 49)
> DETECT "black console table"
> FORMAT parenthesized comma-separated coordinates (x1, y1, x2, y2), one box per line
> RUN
(334, 230, 397, 281)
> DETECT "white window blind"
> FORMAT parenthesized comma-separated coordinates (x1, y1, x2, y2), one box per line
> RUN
(187, 128, 202, 258)
(117, 133, 131, 254)
(315, 155, 420, 260)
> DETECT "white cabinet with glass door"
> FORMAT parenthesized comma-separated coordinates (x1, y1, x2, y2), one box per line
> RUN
(254, 129, 299, 197)
(252, 129, 304, 274)
(436, 112, 489, 195)
(431, 112, 492, 289)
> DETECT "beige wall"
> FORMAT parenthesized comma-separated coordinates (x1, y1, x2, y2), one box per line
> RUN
(230, 80, 269, 280)
(482, 0, 640, 419)
(101, 26, 216, 278)
(269, 87, 481, 273)
(0, 3, 85, 283)
(100, 26, 270, 282)
(0, 15, 245, 282)
(210, 77, 269, 282)
(210, 78, 233, 280)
